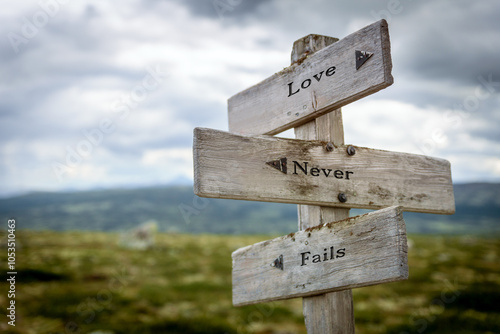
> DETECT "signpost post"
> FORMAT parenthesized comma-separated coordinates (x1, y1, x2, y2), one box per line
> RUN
(192, 19, 455, 333)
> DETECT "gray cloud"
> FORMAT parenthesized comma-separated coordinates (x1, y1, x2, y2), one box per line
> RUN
(0, 0, 499, 196)
(395, 2, 500, 87)
(169, 0, 272, 20)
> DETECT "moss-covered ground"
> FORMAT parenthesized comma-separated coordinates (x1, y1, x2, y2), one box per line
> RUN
(0, 231, 499, 333)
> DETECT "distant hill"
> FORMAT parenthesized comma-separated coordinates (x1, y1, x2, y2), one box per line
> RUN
(0, 183, 499, 235)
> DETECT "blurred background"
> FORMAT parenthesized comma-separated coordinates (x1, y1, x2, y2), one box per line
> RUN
(0, 1, 499, 333)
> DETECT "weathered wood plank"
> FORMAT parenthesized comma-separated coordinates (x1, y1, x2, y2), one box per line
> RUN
(228, 19, 393, 136)
(193, 127, 455, 214)
(232, 206, 408, 306)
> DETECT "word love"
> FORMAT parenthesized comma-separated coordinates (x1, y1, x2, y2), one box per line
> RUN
(301, 246, 346, 266)
(287, 65, 336, 97)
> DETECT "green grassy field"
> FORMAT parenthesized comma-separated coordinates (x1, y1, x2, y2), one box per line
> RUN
(1, 231, 499, 334)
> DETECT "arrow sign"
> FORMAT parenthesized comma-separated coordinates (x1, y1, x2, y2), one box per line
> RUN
(232, 206, 408, 306)
(228, 19, 393, 136)
(266, 158, 287, 174)
(194, 128, 455, 214)
(355, 50, 374, 70)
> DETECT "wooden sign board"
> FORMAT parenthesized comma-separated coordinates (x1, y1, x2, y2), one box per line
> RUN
(232, 206, 408, 306)
(194, 128, 455, 214)
(228, 19, 393, 136)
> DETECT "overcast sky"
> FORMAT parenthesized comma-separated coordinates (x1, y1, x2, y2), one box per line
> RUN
(1, 0, 499, 197)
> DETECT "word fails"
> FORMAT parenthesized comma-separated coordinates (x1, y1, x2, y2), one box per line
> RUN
(288, 66, 336, 97)
(272, 245, 346, 271)
(301, 245, 346, 266)
(266, 158, 353, 179)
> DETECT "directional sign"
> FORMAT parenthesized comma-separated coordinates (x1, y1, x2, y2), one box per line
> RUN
(228, 19, 393, 136)
(232, 206, 408, 306)
(194, 128, 455, 214)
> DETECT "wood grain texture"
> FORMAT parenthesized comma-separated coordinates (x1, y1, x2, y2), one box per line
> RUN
(232, 206, 408, 306)
(228, 19, 393, 136)
(193, 127, 455, 214)
(303, 291, 355, 334)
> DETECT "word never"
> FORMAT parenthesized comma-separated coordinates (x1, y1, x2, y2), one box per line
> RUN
(287, 66, 336, 97)
(293, 161, 353, 179)
(301, 246, 346, 266)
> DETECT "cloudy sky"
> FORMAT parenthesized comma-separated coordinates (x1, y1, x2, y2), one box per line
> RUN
(1, 0, 499, 197)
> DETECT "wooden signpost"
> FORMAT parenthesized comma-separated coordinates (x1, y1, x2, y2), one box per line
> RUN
(192, 19, 455, 333)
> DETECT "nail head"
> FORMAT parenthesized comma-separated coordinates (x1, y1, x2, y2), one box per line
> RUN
(347, 146, 356, 156)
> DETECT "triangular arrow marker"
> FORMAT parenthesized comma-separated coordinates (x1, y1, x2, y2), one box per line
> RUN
(266, 157, 287, 174)
(355, 50, 374, 70)
(270, 254, 283, 270)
